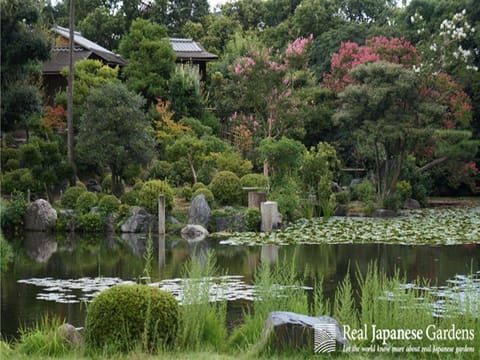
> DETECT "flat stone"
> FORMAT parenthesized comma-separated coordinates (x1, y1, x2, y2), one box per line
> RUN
(257, 311, 348, 353)
(373, 209, 397, 218)
(181, 224, 209, 242)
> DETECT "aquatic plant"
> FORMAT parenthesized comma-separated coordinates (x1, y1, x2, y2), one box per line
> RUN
(223, 207, 480, 246)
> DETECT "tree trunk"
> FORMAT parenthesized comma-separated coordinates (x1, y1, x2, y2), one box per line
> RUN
(188, 158, 198, 184)
(417, 157, 448, 173)
(67, 0, 76, 184)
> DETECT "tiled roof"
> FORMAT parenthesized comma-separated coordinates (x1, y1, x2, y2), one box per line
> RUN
(170, 38, 218, 61)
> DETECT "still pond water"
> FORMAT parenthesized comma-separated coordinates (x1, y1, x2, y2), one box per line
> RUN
(2, 231, 479, 341)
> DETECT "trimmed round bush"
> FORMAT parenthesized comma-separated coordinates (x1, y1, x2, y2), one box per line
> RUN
(191, 182, 206, 192)
(85, 284, 179, 352)
(76, 191, 98, 214)
(138, 180, 174, 214)
(181, 185, 193, 201)
(147, 160, 171, 180)
(352, 180, 376, 203)
(209, 171, 241, 205)
(240, 173, 268, 189)
(120, 190, 139, 206)
(192, 188, 214, 205)
(98, 195, 120, 214)
(61, 186, 87, 209)
(75, 181, 87, 190)
(78, 212, 104, 232)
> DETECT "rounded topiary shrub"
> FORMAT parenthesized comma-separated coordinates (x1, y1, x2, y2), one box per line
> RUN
(76, 191, 98, 214)
(138, 180, 174, 214)
(85, 285, 179, 352)
(191, 182, 206, 192)
(192, 188, 214, 205)
(61, 186, 87, 209)
(78, 212, 104, 232)
(98, 194, 120, 214)
(120, 190, 139, 206)
(240, 173, 269, 189)
(209, 171, 241, 205)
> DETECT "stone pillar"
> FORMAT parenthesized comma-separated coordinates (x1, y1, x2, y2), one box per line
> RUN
(248, 191, 267, 209)
(158, 195, 165, 236)
(261, 201, 279, 232)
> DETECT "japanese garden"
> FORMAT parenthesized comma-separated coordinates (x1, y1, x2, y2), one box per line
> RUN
(1, 0, 479, 359)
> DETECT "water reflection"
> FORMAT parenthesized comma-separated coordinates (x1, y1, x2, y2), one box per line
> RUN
(1, 233, 479, 341)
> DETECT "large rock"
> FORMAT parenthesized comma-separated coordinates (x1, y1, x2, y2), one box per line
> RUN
(258, 311, 348, 353)
(181, 224, 209, 242)
(188, 194, 211, 227)
(121, 208, 152, 233)
(58, 323, 83, 347)
(403, 198, 421, 210)
(24, 199, 57, 231)
(86, 179, 102, 193)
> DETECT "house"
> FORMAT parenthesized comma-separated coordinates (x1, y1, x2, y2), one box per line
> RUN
(42, 26, 218, 103)
(42, 26, 128, 103)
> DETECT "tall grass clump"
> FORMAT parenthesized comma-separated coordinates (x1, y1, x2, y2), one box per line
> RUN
(227, 258, 310, 352)
(175, 249, 227, 352)
(15, 315, 72, 357)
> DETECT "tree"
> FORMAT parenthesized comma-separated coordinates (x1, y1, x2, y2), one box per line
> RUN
(78, 8, 125, 51)
(166, 134, 206, 184)
(76, 82, 154, 196)
(119, 19, 175, 105)
(333, 62, 444, 198)
(1, 0, 51, 133)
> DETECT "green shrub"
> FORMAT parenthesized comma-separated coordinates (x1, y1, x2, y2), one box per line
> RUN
(395, 180, 412, 202)
(138, 180, 174, 214)
(211, 151, 252, 178)
(363, 201, 377, 216)
(383, 193, 401, 211)
(181, 185, 193, 201)
(5, 158, 20, 171)
(75, 191, 98, 214)
(191, 188, 214, 205)
(1, 191, 28, 232)
(1, 147, 19, 169)
(209, 171, 241, 205)
(269, 178, 302, 222)
(78, 212, 104, 232)
(133, 180, 144, 191)
(192, 182, 206, 192)
(147, 160, 171, 180)
(98, 195, 120, 214)
(123, 163, 144, 185)
(1, 168, 37, 195)
(120, 190, 139, 206)
(240, 173, 269, 189)
(85, 284, 179, 352)
(352, 180, 376, 203)
(61, 186, 86, 209)
(335, 190, 350, 205)
(75, 181, 87, 190)
(245, 208, 261, 232)
(117, 204, 132, 220)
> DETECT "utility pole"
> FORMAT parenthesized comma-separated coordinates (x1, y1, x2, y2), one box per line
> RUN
(67, 0, 76, 183)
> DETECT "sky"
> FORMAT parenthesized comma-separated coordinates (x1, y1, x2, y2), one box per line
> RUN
(209, 0, 231, 11)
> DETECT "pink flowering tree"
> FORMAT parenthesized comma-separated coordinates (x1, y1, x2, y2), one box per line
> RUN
(227, 36, 314, 175)
(324, 36, 476, 197)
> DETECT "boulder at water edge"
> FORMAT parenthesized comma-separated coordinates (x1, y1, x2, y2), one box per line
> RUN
(24, 199, 57, 231)
(187, 194, 211, 227)
(181, 224, 209, 241)
(121, 208, 152, 233)
(403, 198, 421, 209)
(257, 311, 348, 353)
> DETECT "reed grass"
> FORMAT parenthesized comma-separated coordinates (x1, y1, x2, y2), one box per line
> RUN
(175, 248, 228, 352)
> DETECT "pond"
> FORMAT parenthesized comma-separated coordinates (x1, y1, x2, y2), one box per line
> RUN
(2, 227, 479, 341)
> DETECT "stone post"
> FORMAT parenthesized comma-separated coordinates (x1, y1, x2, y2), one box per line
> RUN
(261, 201, 279, 232)
(158, 195, 165, 236)
(248, 191, 267, 209)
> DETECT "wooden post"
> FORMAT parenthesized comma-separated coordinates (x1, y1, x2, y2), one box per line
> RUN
(261, 201, 279, 232)
(248, 191, 267, 209)
(158, 195, 165, 236)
